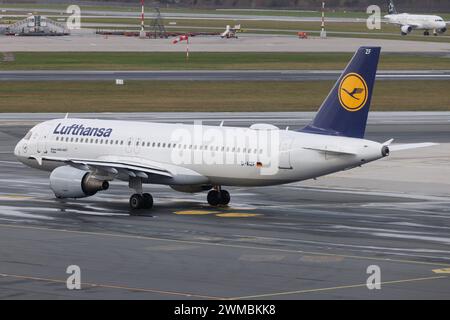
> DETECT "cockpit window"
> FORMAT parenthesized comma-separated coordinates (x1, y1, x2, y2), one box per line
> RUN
(23, 131, 32, 140)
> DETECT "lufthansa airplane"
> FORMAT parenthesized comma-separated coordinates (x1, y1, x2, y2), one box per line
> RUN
(385, 0, 447, 36)
(14, 47, 435, 210)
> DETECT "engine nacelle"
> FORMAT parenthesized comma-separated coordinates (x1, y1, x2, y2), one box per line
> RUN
(50, 166, 109, 199)
(401, 25, 412, 34)
(170, 185, 212, 193)
(437, 27, 447, 34)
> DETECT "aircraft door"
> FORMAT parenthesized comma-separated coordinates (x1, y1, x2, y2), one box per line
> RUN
(279, 138, 293, 169)
(37, 127, 51, 155)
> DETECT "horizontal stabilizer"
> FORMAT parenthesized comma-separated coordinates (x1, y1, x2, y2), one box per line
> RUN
(303, 145, 357, 155)
(389, 143, 437, 151)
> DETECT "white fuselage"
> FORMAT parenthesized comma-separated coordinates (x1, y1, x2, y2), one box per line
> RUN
(14, 118, 385, 188)
(384, 13, 447, 31)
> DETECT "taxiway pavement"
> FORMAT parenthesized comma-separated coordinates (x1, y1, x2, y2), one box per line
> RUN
(0, 112, 449, 299)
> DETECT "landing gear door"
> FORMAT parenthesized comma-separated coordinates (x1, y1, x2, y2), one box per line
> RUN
(279, 138, 293, 169)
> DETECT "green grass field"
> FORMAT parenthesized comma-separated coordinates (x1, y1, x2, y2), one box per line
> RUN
(0, 80, 448, 113)
(1, 52, 449, 71)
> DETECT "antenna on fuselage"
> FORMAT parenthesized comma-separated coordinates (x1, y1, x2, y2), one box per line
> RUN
(64, 113, 69, 119)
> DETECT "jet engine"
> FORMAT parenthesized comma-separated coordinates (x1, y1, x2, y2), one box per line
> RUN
(50, 166, 109, 198)
(437, 27, 447, 34)
(401, 25, 412, 35)
(170, 185, 212, 193)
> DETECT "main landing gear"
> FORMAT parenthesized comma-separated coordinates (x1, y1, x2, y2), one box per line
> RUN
(129, 177, 153, 210)
(129, 193, 153, 209)
(424, 30, 430, 36)
(207, 186, 230, 206)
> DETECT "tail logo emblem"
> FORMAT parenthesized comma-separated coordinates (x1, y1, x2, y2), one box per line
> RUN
(338, 73, 368, 112)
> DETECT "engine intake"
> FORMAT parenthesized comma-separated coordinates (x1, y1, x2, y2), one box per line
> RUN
(381, 146, 390, 157)
(50, 166, 109, 199)
(401, 25, 412, 34)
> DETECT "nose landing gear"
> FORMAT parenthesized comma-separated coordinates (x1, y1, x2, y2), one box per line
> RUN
(207, 187, 230, 206)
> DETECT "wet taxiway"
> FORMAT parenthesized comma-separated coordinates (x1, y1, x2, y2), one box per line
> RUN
(0, 112, 450, 299)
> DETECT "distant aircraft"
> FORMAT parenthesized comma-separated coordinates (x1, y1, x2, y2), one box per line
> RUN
(14, 47, 436, 211)
(221, 24, 241, 38)
(384, 0, 447, 36)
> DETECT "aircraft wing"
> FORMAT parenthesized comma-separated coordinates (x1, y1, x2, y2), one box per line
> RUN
(388, 142, 437, 151)
(39, 155, 173, 179)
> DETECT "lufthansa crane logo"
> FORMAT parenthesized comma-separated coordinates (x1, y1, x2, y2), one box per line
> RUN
(338, 73, 368, 112)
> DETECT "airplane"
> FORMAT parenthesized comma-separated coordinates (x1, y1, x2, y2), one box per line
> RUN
(14, 46, 436, 211)
(221, 24, 241, 38)
(384, 0, 447, 36)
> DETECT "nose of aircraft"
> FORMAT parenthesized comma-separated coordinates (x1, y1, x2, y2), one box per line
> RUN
(14, 141, 21, 158)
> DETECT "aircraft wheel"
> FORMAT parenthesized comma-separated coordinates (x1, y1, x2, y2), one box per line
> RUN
(207, 190, 221, 206)
(142, 193, 153, 209)
(129, 193, 144, 209)
(220, 190, 230, 205)
(424, 31, 430, 36)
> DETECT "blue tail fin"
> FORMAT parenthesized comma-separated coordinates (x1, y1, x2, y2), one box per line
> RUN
(301, 47, 380, 139)
(387, 0, 398, 14)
